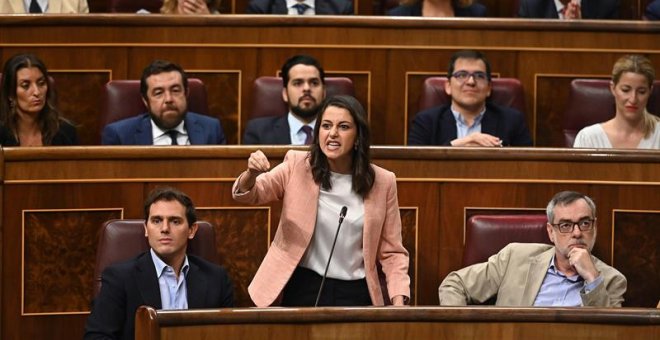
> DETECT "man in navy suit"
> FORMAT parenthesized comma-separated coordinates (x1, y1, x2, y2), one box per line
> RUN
(408, 50, 532, 147)
(84, 187, 234, 340)
(243, 55, 326, 145)
(518, 0, 619, 19)
(246, 0, 353, 15)
(102, 60, 226, 145)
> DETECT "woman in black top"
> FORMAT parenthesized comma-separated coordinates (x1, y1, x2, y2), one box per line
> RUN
(0, 53, 78, 146)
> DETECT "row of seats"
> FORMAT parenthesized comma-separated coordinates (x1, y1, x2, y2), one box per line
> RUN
(101, 76, 660, 146)
(94, 214, 550, 304)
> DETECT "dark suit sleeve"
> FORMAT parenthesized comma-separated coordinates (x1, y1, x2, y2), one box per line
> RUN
(101, 124, 121, 145)
(242, 119, 262, 145)
(84, 267, 127, 340)
(509, 109, 533, 146)
(214, 119, 227, 145)
(216, 267, 235, 307)
(517, 0, 530, 17)
(246, 0, 269, 13)
(408, 110, 433, 145)
(341, 0, 354, 15)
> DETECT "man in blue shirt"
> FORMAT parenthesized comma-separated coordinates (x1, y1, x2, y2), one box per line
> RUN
(84, 187, 233, 340)
(438, 191, 627, 307)
(408, 50, 533, 147)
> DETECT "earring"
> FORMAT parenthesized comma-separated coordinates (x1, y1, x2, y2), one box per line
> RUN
(9, 98, 15, 109)
(354, 143, 358, 150)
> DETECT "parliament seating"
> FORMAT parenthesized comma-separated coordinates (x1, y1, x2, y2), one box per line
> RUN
(416, 77, 526, 114)
(462, 214, 551, 266)
(249, 76, 355, 120)
(92, 219, 217, 297)
(99, 78, 209, 143)
(562, 79, 660, 147)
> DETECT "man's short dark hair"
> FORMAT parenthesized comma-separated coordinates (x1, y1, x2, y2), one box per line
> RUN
(447, 50, 492, 81)
(281, 55, 325, 87)
(143, 186, 197, 226)
(140, 60, 189, 100)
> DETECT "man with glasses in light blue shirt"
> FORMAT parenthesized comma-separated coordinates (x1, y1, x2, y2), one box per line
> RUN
(408, 50, 533, 147)
(438, 191, 627, 307)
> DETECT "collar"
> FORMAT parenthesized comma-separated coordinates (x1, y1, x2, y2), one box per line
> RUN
(548, 254, 582, 282)
(150, 248, 190, 278)
(286, 0, 315, 9)
(151, 119, 187, 140)
(450, 105, 486, 127)
(287, 112, 316, 134)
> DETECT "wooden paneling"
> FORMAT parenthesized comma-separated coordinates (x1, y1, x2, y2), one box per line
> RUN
(2, 146, 659, 339)
(0, 16, 658, 146)
(134, 306, 660, 340)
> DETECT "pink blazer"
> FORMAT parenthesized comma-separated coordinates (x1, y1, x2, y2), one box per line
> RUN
(233, 150, 410, 307)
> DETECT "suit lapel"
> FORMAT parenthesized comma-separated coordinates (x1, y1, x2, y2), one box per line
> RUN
(361, 187, 381, 268)
(273, 0, 288, 14)
(136, 115, 154, 145)
(10, 0, 25, 12)
(185, 259, 207, 308)
(184, 114, 203, 145)
(481, 109, 497, 136)
(314, 0, 330, 14)
(545, 0, 560, 18)
(439, 108, 458, 145)
(135, 253, 162, 309)
(47, 0, 62, 12)
(274, 116, 292, 144)
(520, 247, 554, 305)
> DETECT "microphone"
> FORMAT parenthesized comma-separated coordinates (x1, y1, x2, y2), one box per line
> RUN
(314, 206, 348, 307)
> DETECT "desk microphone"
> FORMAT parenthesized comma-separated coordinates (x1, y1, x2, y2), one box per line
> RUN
(314, 206, 347, 307)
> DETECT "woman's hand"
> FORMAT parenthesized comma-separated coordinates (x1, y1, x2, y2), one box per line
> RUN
(237, 150, 270, 193)
(179, 0, 211, 14)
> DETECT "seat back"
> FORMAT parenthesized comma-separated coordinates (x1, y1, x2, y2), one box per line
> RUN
(249, 76, 355, 120)
(563, 79, 660, 147)
(107, 0, 162, 13)
(100, 78, 209, 142)
(92, 219, 217, 297)
(462, 214, 551, 267)
(417, 77, 526, 114)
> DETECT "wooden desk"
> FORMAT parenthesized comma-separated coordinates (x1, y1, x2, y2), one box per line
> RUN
(0, 15, 658, 146)
(134, 306, 660, 340)
(1, 146, 659, 339)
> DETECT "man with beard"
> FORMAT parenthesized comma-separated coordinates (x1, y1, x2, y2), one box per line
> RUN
(243, 55, 326, 145)
(438, 191, 627, 307)
(102, 60, 226, 145)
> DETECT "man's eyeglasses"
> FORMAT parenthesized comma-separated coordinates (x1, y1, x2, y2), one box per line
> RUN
(550, 218, 596, 233)
(450, 71, 489, 84)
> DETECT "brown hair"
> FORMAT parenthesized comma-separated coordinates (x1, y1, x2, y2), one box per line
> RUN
(0, 53, 64, 145)
(611, 55, 658, 138)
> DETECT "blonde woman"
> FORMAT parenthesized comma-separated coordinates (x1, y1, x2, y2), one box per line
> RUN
(574, 55, 659, 149)
(161, 0, 221, 14)
(388, 0, 486, 17)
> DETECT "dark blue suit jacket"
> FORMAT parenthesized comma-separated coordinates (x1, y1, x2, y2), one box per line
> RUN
(246, 0, 353, 14)
(101, 112, 226, 145)
(388, 1, 487, 16)
(84, 252, 234, 340)
(408, 103, 533, 146)
(646, 0, 660, 20)
(243, 115, 292, 144)
(518, 0, 619, 19)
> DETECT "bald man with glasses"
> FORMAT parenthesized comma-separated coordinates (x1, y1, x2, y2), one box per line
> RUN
(408, 50, 533, 147)
(438, 191, 627, 307)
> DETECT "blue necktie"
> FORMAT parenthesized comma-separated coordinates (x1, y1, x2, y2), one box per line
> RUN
(292, 3, 309, 15)
(29, 0, 42, 13)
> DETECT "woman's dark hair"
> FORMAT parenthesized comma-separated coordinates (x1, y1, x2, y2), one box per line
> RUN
(310, 95, 375, 198)
(0, 53, 62, 145)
